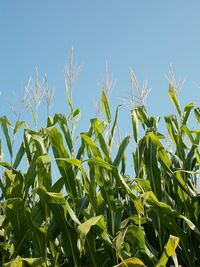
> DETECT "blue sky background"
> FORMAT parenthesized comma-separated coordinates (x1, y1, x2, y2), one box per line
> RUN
(1, 1, 200, 169)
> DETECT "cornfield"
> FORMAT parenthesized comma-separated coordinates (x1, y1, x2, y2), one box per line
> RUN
(0, 68, 200, 267)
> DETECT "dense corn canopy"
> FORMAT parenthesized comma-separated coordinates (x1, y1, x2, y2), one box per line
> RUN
(0, 72, 200, 267)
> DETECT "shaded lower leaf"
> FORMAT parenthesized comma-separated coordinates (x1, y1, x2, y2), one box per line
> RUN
(113, 257, 146, 267)
(3, 256, 46, 267)
(77, 215, 109, 254)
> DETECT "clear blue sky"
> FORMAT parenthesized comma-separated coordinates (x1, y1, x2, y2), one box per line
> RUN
(1, 1, 200, 136)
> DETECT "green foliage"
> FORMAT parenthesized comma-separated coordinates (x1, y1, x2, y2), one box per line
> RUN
(0, 83, 200, 267)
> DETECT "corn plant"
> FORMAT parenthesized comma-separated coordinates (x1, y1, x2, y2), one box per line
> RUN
(0, 69, 200, 267)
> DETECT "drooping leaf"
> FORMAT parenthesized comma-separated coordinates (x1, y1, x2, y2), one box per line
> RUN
(155, 235, 179, 267)
(135, 106, 149, 127)
(14, 120, 28, 135)
(3, 256, 47, 267)
(77, 215, 108, 254)
(87, 156, 112, 170)
(113, 257, 146, 267)
(147, 132, 171, 169)
(182, 103, 194, 125)
(81, 133, 102, 158)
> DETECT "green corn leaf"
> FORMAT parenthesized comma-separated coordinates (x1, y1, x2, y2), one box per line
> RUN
(52, 177, 64, 192)
(81, 133, 102, 158)
(3, 256, 23, 267)
(77, 215, 107, 254)
(178, 214, 200, 240)
(155, 235, 179, 267)
(114, 227, 128, 263)
(133, 178, 151, 193)
(182, 103, 194, 125)
(194, 107, 200, 124)
(164, 115, 185, 159)
(56, 157, 90, 194)
(145, 191, 194, 267)
(56, 157, 82, 170)
(101, 89, 111, 123)
(109, 105, 121, 147)
(67, 107, 80, 122)
(30, 133, 47, 155)
(131, 109, 139, 143)
(135, 106, 149, 128)
(168, 84, 181, 116)
(113, 136, 130, 167)
(22, 257, 47, 266)
(0, 139, 2, 161)
(164, 115, 180, 145)
(37, 155, 52, 190)
(47, 126, 77, 200)
(121, 152, 126, 174)
(120, 224, 155, 266)
(25, 210, 46, 260)
(76, 126, 94, 160)
(87, 156, 113, 170)
(23, 130, 32, 163)
(0, 161, 13, 170)
(181, 124, 195, 144)
(14, 120, 28, 135)
(37, 186, 66, 205)
(37, 186, 81, 225)
(174, 171, 195, 197)
(113, 257, 146, 267)
(113, 169, 136, 199)
(65, 199, 81, 225)
(91, 118, 111, 162)
(147, 132, 171, 169)
(54, 113, 74, 154)
(6, 198, 31, 258)
(28, 103, 36, 127)
(0, 116, 13, 159)
(71, 110, 81, 138)
(13, 142, 25, 169)
(50, 206, 79, 265)
(37, 186, 80, 266)
(65, 82, 73, 112)
(144, 137, 161, 200)
(132, 138, 146, 177)
(24, 153, 38, 195)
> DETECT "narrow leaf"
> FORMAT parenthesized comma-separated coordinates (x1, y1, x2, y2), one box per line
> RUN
(168, 84, 181, 116)
(131, 109, 139, 143)
(113, 136, 130, 167)
(0, 116, 13, 159)
(101, 89, 111, 123)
